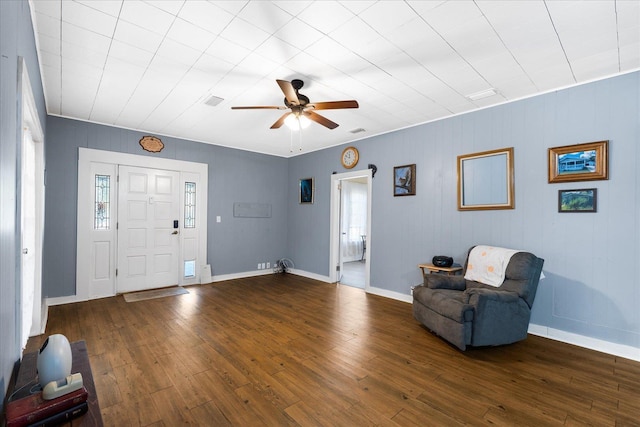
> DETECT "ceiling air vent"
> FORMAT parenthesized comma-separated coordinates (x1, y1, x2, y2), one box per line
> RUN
(204, 95, 224, 107)
(349, 128, 366, 134)
(466, 88, 497, 101)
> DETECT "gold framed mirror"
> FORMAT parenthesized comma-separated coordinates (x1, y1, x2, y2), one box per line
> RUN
(457, 147, 515, 211)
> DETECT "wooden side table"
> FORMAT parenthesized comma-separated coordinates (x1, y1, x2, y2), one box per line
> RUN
(9, 340, 103, 426)
(418, 263, 463, 278)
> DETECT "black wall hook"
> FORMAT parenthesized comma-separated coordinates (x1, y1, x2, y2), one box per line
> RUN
(368, 164, 377, 178)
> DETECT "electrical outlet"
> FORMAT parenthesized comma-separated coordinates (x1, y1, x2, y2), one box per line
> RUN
(261, 262, 266, 269)
(257, 263, 262, 270)
(266, 262, 270, 269)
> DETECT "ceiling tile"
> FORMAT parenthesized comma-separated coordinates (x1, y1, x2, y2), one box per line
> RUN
(35, 33, 60, 57)
(34, 12, 61, 39)
(572, 49, 620, 82)
(37, 49, 61, 69)
(253, 36, 300, 65)
(272, 1, 313, 17)
(358, 1, 416, 36)
(61, 1, 117, 37)
(273, 18, 325, 50)
(108, 40, 154, 69)
(156, 38, 202, 66)
(60, 80, 94, 119)
(166, 18, 217, 52)
(339, 0, 375, 15)
(62, 22, 111, 55)
(235, 53, 281, 79)
(421, 1, 483, 35)
(144, 0, 185, 16)
(178, 1, 233, 34)
(329, 17, 379, 52)
(113, 20, 164, 53)
(62, 41, 107, 70)
(219, 18, 271, 51)
(148, 55, 191, 83)
(74, 1, 123, 17)
(209, 0, 248, 15)
(32, 0, 62, 19)
(192, 53, 235, 82)
(102, 56, 147, 89)
(297, 1, 354, 34)
(238, 1, 293, 33)
(620, 42, 640, 70)
(205, 37, 251, 66)
(60, 58, 101, 92)
(119, 0, 176, 34)
(526, 63, 576, 92)
(304, 38, 369, 75)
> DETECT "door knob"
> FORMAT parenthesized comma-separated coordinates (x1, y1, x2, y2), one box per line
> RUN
(171, 230, 179, 235)
(22, 248, 28, 254)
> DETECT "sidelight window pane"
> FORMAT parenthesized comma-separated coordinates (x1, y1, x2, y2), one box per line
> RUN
(185, 182, 196, 228)
(94, 175, 110, 229)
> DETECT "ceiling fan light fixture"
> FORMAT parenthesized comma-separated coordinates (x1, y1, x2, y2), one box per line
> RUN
(285, 114, 311, 130)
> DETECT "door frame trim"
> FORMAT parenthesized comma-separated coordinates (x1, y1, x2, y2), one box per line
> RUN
(75, 148, 208, 301)
(329, 169, 372, 290)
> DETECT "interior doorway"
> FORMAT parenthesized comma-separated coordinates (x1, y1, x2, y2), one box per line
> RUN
(19, 59, 46, 349)
(329, 169, 372, 290)
(338, 178, 367, 288)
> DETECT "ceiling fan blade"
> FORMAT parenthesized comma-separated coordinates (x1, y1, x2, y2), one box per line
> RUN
(270, 112, 291, 129)
(304, 111, 339, 129)
(307, 100, 359, 110)
(231, 106, 286, 110)
(276, 79, 299, 106)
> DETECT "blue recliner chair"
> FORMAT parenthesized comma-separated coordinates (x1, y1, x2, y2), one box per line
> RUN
(412, 246, 544, 350)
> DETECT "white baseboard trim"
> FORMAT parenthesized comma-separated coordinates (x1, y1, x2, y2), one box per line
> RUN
(211, 269, 275, 282)
(47, 294, 87, 306)
(367, 286, 412, 303)
(39, 303, 48, 335)
(528, 323, 640, 362)
(287, 269, 331, 283)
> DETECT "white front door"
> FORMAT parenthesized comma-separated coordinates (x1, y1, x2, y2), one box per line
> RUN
(117, 166, 180, 293)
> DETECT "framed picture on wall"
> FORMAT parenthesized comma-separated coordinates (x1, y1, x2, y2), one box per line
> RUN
(393, 164, 416, 196)
(548, 140, 608, 183)
(558, 188, 597, 212)
(299, 177, 314, 204)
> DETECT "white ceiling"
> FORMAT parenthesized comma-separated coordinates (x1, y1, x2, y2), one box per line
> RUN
(30, 0, 639, 157)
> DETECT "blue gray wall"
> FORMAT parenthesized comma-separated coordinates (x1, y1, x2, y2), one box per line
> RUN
(43, 116, 290, 297)
(0, 0, 47, 408)
(289, 71, 640, 351)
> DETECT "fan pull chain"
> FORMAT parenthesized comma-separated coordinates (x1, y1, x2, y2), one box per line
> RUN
(289, 128, 294, 153)
(298, 125, 303, 151)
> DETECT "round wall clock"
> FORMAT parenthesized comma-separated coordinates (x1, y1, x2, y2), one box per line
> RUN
(341, 146, 359, 169)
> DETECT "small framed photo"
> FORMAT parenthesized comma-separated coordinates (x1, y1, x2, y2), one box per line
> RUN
(558, 188, 597, 213)
(548, 140, 608, 183)
(299, 177, 314, 204)
(394, 164, 416, 196)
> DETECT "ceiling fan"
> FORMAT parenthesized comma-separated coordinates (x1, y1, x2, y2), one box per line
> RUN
(231, 79, 359, 130)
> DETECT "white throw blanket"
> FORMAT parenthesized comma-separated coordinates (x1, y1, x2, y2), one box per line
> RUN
(464, 245, 520, 287)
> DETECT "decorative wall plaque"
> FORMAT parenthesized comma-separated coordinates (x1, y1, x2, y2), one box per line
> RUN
(139, 135, 164, 153)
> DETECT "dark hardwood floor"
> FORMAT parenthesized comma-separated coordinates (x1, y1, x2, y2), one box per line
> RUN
(25, 274, 640, 426)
